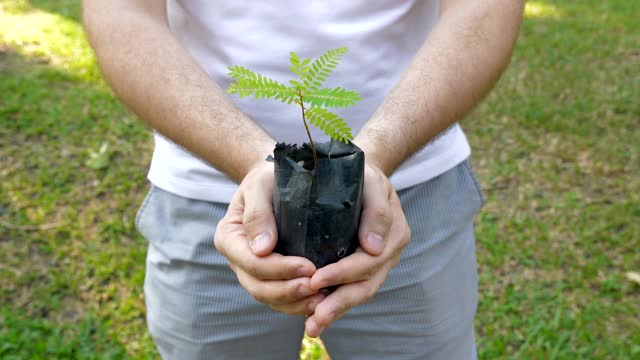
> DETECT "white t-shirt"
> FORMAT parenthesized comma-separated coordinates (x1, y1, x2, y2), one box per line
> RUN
(148, 0, 471, 203)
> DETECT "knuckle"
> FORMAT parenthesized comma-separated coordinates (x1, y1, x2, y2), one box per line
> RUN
(244, 263, 261, 278)
(394, 246, 404, 260)
(372, 207, 393, 225)
(304, 299, 317, 315)
(362, 266, 376, 280)
(272, 289, 290, 304)
(365, 287, 377, 302)
(371, 206, 389, 219)
(288, 263, 303, 277)
(269, 282, 297, 304)
(213, 227, 226, 253)
(314, 310, 333, 328)
(243, 209, 267, 228)
(334, 300, 350, 317)
(289, 281, 306, 300)
(359, 282, 376, 302)
(213, 236, 223, 253)
(401, 228, 411, 247)
(252, 293, 268, 304)
(292, 281, 304, 294)
(400, 236, 410, 249)
(390, 254, 401, 268)
(242, 284, 265, 303)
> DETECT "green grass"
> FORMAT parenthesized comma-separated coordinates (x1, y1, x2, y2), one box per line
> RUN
(0, 308, 129, 359)
(0, 0, 638, 358)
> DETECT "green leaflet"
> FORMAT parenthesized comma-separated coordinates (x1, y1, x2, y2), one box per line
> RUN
(226, 47, 360, 143)
(226, 65, 296, 103)
(304, 87, 361, 108)
(289, 52, 312, 77)
(300, 47, 347, 92)
(305, 107, 354, 143)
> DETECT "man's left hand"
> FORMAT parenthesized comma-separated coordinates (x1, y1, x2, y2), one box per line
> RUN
(304, 163, 411, 338)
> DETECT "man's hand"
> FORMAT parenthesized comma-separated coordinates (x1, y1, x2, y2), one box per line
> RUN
(214, 162, 326, 315)
(305, 163, 411, 337)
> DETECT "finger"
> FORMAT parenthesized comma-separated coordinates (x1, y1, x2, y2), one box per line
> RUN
(214, 188, 253, 255)
(358, 166, 394, 256)
(235, 267, 318, 305)
(214, 206, 245, 256)
(270, 293, 326, 316)
(310, 191, 410, 290)
(232, 241, 315, 280)
(217, 218, 315, 280)
(308, 249, 383, 290)
(241, 167, 278, 256)
(389, 191, 411, 251)
(305, 263, 391, 338)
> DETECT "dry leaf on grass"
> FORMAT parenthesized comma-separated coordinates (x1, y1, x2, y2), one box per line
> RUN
(625, 271, 640, 285)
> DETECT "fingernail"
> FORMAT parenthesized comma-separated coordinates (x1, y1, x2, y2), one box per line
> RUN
(250, 233, 270, 253)
(367, 232, 384, 253)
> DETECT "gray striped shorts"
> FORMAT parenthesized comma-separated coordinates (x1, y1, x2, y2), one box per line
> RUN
(136, 159, 484, 360)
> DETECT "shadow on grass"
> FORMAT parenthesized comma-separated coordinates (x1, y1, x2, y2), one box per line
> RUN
(23, 0, 82, 22)
(1, 46, 154, 358)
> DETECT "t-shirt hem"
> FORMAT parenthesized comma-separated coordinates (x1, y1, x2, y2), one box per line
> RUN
(390, 146, 471, 191)
(148, 148, 471, 204)
(147, 171, 239, 204)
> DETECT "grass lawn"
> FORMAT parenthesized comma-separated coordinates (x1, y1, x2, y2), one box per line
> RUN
(1, 0, 638, 358)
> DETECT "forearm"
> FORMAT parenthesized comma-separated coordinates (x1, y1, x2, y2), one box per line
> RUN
(82, 0, 274, 182)
(355, 0, 524, 175)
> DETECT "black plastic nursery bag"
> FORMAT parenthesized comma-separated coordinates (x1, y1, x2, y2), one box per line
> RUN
(270, 140, 365, 268)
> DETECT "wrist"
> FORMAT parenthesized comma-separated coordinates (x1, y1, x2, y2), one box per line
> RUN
(354, 133, 407, 177)
(240, 139, 277, 180)
(354, 105, 415, 176)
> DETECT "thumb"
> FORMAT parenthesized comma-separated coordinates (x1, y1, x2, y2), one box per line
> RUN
(242, 175, 278, 257)
(358, 171, 394, 256)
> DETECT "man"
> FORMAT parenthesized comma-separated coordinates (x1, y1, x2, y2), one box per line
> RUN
(83, 0, 523, 358)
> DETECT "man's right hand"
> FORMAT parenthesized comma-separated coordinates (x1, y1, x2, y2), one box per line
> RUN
(214, 162, 325, 315)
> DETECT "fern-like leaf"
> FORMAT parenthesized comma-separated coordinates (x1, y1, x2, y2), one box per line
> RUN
(227, 65, 296, 102)
(304, 87, 361, 108)
(289, 52, 312, 77)
(305, 107, 354, 143)
(227, 48, 360, 147)
(300, 47, 348, 92)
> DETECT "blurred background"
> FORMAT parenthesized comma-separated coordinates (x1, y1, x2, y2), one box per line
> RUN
(0, 0, 638, 359)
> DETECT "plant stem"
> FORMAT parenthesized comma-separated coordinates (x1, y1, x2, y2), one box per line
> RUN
(298, 92, 318, 166)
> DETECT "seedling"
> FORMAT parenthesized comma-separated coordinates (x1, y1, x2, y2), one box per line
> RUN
(227, 48, 365, 268)
(226, 47, 361, 166)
